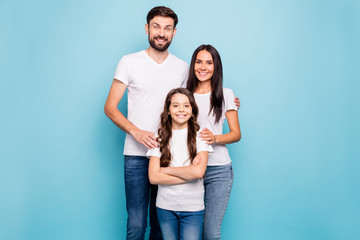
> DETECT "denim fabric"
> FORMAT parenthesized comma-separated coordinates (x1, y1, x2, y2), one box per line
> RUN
(157, 208, 204, 240)
(203, 163, 233, 240)
(124, 155, 163, 240)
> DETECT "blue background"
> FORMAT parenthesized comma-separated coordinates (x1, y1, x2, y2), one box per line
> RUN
(1, 0, 359, 239)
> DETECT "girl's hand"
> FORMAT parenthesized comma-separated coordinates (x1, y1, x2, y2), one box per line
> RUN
(160, 167, 169, 174)
(199, 128, 216, 145)
(192, 154, 202, 165)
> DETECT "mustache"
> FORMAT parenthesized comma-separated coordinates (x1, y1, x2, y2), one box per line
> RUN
(154, 36, 167, 40)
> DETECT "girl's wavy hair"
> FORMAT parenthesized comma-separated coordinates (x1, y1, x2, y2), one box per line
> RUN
(187, 44, 224, 123)
(158, 88, 200, 167)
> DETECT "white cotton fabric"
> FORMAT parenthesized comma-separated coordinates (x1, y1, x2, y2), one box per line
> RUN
(194, 88, 238, 166)
(147, 128, 213, 211)
(114, 50, 188, 156)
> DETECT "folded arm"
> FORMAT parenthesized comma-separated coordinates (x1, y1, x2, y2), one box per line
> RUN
(160, 151, 209, 181)
(148, 156, 188, 185)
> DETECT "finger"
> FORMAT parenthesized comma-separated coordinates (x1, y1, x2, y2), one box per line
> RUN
(148, 138, 158, 148)
(148, 134, 157, 141)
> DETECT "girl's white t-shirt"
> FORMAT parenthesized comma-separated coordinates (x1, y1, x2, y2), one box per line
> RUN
(194, 88, 238, 166)
(147, 128, 213, 211)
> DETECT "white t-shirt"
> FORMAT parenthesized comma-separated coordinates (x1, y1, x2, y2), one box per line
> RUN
(194, 88, 238, 166)
(147, 128, 213, 211)
(114, 50, 188, 156)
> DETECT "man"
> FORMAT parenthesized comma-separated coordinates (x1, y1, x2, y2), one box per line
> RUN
(104, 6, 187, 240)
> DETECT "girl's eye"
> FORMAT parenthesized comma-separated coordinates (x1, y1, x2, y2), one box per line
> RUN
(195, 61, 201, 64)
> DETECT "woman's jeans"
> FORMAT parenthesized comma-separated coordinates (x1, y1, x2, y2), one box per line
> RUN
(124, 155, 162, 240)
(203, 163, 233, 240)
(157, 207, 204, 240)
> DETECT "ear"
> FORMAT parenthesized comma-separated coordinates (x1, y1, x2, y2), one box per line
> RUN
(145, 23, 149, 35)
(172, 28, 177, 37)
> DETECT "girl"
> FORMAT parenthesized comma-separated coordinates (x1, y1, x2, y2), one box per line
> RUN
(148, 88, 213, 240)
(187, 44, 241, 239)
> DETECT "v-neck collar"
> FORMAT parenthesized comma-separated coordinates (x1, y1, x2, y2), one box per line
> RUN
(143, 50, 171, 67)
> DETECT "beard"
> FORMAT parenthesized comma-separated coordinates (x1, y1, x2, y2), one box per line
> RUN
(149, 35, 172, 52)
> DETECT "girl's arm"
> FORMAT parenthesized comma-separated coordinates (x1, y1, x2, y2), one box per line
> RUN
(160, 151, 209, 181)
(148, 156, 188, 185)
(200, 110, 241, 145)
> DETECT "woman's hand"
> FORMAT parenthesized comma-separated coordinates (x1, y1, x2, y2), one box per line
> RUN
(199, 128, 216, 145)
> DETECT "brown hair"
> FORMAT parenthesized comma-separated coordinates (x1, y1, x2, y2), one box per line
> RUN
(146, 6, 178, 28)
(187, 44, 224, 123)
(158, 88, 199, 167)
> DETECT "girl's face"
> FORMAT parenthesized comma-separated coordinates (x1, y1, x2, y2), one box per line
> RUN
(169, 93, 192, 129)
(194, 50, 214, 82)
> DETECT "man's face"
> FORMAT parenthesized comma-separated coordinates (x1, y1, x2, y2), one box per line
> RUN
(146, 16, 176, 52)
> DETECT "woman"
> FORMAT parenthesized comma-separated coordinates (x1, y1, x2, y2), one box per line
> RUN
(187, 44, 241, 239)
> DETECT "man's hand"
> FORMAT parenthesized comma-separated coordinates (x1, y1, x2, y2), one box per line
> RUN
(132, 129, 158, 149)
(199, 128, 216, 144)
(234, 97, 240, 109)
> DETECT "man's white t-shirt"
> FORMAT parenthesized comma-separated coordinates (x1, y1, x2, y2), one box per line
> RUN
(114, 50, 188, 156)
(147, 128, 213, 211)
(194, 88, 238, 166)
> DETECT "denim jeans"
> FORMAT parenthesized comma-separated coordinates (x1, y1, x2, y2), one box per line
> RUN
(203, 163, 233, 240)
(157, 207, 204, 240)
(124, 155, 163, 240)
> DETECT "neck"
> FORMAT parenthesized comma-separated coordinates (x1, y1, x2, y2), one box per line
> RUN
(195, 80, 212, 94)
(171, 123, 188, 130)
(145, 47, 169, 64)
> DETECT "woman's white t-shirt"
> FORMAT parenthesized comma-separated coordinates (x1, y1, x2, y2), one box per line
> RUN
(147, 128, 213, 211)
(194, 88, 237, 166)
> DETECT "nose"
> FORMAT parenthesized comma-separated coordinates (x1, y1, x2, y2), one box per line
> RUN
(159, 28, 165, 36)
(179, 105, 184, 112)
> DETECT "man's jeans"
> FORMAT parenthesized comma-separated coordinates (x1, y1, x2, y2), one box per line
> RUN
(203, 163, 233, 240)
(124, 155, 162, 240)
(156, 207, 204, 240)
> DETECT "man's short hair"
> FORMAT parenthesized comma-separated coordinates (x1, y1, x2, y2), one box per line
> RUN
(146, 6, 178, 28)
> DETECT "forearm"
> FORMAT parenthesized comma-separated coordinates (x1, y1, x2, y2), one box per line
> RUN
(104, 105, 138, 134)
(162, 165, 206, 181)
(149, 171, 188, 185)
(214, 131, 241, 145)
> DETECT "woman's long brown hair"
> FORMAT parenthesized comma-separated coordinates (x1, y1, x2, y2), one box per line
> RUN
(158, 88, 200, 167)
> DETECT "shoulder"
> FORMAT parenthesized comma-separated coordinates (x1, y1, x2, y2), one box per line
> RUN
(223, 87, 235, 96)
(169, 53, 188, 68)
(121, 50, 146, 61)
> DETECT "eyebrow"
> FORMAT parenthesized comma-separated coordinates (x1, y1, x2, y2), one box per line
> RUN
(151, 22, 173, 28)
(196, 58, 213, 62)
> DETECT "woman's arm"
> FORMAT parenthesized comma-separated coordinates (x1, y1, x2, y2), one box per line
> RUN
(200, 110, 241, 145)
(148, 156, 188, 185)
(160, 151, 209, 181)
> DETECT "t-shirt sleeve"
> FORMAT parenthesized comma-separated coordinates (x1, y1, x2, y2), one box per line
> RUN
(196, 132, 214, 153)
(113, 56, 130, 86)
(147, 147, 161, 158)
(225, 88, 238, 112)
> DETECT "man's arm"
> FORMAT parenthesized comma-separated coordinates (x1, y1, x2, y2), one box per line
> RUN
(104, 79, 158, 149)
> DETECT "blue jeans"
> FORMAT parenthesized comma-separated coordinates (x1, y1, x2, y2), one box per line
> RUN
(203, 163, 233, 240)
(124, 155, 162, 240)
(157, 207, 204, 240)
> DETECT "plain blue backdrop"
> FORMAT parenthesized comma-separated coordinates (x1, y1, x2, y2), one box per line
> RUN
(1, 0, 359, 239)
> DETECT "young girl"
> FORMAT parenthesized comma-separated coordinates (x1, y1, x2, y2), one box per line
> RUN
(187, 44, 241, 239)
(147, 88, 213, 240)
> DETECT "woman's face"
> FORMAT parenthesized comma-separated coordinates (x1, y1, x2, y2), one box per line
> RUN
(194, 50, 214, 82)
